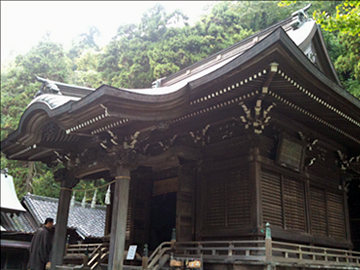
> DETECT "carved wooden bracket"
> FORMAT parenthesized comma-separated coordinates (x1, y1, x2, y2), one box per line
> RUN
(237, 100, 276, 134)
(53, 168, 79, 188)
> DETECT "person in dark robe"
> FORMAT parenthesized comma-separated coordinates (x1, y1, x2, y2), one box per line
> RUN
(27, 218, 54, 270)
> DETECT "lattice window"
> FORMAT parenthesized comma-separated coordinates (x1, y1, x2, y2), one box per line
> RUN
(283, 177, 306, 232)
(261, 171, 306, 232)
(327, 192, 346, 239)
(309, 186, 327, 236)
(203, 167, 250, 228)
(261, 170, 283, 228)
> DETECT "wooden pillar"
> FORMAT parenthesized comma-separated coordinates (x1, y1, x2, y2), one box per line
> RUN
(51, 170, 79, 270)
(343, 181, 352, 241)
(108, 164, 131, 270)
(250, 142, 263, 235)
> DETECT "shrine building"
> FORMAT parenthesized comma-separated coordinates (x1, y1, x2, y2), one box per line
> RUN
(1, 5, 360, 270)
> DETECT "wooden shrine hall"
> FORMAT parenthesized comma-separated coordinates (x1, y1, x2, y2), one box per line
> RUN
(2, 5, 360, 270)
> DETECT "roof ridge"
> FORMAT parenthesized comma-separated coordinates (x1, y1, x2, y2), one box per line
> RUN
(161, 16, 294, 86)
(25, 193, 59, 202)
(36, 76, 95, 91)
(25, 193, 107, 209)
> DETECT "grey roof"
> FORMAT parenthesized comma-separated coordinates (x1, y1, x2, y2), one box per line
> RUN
(27, 94, 80, 110)
(22, 193, 106, 239)
(0, 211, 37, 233)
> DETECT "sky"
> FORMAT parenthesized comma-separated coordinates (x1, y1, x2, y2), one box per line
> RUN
(1, 1, 214, 65)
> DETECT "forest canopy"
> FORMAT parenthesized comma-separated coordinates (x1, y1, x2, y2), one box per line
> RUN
(1, 1, 359, 204)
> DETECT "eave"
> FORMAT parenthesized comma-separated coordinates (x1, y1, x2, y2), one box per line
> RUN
(1, 27, 360, 163)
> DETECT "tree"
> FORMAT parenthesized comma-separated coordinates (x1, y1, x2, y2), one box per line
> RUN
(316, 1, 360, 97)
(278, 0, 360, 98)
(314, 1, 359, 36)
(68, 26, 101, 61)
(71, 49, 103, 88)
(98, 2, 255, 87)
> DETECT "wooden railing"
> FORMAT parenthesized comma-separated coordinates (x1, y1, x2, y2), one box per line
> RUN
(172, 240, 360, 267)
(147, 241, 173, 269)
(174, 240, 266, 262)
(271, 241, 360, 266)
(65, 239, 360, 269)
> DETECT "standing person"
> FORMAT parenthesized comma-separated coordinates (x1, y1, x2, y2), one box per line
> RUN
(27, 218, 54, 270)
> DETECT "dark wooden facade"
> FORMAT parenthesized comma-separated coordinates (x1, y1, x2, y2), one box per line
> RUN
(123, 123, 352, 249)
(2, 8, 360, 270)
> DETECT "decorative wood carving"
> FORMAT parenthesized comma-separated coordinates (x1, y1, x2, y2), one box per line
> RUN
(155, 121, 171, 131)
(236, 100, 276, 134)
(53, 168, 79, 188)
(42, 122, 58, 141)
(34, 80, 60, 97)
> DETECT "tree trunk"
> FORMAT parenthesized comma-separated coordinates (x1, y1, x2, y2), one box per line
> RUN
(25, 161, 34, 193)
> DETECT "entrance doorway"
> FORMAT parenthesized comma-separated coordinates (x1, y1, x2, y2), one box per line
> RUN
(148, 192, 177, 250)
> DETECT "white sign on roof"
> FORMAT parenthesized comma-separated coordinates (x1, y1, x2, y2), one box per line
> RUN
(1, 172, 26, 212)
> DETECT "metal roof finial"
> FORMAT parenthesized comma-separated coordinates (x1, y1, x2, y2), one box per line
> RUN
(291, 3, 312, 29)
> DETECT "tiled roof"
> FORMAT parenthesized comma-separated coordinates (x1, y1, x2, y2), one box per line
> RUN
(27, 94, 80, 110)
(22, 193, 106, 239)
(0, 211, 37, 233)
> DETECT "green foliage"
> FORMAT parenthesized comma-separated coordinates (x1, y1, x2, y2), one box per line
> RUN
(71, 49, 103, 88)
(31, 169, 61, 198)
(68, 26, 101, 61)
(314, 1, 360, 36)
(99, 2, 255, 88)
(229, 1, 290, 32)
(334, 34, 360, 97)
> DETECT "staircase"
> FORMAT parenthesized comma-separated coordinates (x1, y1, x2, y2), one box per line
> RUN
(62, 242, 109, 270)
(146, 241, 173, 270)
(61, 242, 144, 270)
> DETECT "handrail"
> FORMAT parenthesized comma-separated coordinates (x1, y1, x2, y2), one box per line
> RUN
(65, 243, 110, 269)
(271, 241, 360, 265)
(175, 241, 266, 260)
(148, 242, 172, 263)
(147, 242, 173, 269)
(88, 246, 109, 269)
(172, 240, 360, 267)
(66, 239, 360, 269)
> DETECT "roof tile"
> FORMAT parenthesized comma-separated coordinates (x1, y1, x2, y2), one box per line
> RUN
(22, 194, 106, 238)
